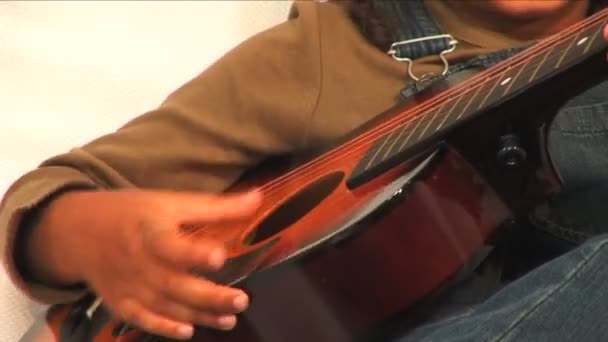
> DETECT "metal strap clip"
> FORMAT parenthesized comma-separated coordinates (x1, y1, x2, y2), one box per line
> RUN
(387, 34, 459, 82)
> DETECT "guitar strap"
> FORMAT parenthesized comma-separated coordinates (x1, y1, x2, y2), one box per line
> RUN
(371, 0, 530, 99)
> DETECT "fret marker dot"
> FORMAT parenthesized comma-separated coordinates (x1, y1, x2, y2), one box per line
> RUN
(577, 37, 589, 46)
(500, 77, 512, 86)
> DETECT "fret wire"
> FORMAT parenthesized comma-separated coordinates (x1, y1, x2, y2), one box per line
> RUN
(417, 103, 445, 141)
(455, 27, 602, 120)
(528, 46, 554, 82)
(389, 105, 443, 155)
(584, 19, 607, 54)
(440, 39, 596, 129)
(456, 85, 482, 120)
(479, 33, 593, 108)
(435, 96, 463, 131)
(357, 143, 381, 172)
(454, 83, 495, 123)
(398, 30, 598, 145)
(359, 15, 607, 174)
(410, 15, 606, 132)
(476, 69, 508, 110)
(532, 20, 604, 82)
(398, 18, 606, 134)
(363, 128, 396, 170)
(555, 32, 581, 68)
(527, 33, 599, 86)
(532, 42, 575, 83)
(396, 112, 426, 153)
(502, 57, 531, 96)
(503, 50, 550, 96)
(373, 123, 408, 163)
(551, 21, 604, 78)
(381, 120, 413, 160)
(471, 50, 567, 116)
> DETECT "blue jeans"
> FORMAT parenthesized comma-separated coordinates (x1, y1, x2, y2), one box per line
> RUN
(397, 234, 608, 342)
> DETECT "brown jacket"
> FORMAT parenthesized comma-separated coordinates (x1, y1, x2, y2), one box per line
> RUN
(0, 0, 520, 304)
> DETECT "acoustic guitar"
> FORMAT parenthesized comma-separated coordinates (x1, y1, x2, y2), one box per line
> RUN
(22, 8, 608, 342)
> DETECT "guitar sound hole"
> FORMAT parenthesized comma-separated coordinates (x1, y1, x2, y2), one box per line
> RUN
(246, 171, 344, 245)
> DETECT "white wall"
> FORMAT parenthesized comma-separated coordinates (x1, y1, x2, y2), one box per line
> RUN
(0, 0, 292, 197)
(0, 2, 291, 340)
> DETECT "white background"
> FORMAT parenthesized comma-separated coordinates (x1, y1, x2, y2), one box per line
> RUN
(0, 0, 292, 196)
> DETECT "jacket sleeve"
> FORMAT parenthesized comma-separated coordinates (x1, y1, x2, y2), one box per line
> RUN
(0, 1, 322, 304)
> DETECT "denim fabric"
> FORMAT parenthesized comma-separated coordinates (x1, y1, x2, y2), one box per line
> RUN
(396, 234, 608, 342)
(534, 82, 608, 243)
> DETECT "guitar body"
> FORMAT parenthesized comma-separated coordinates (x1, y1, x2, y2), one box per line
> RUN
(23, 143, 529, 342)
(20, 91, 561, 342)
(22, 13, 608, 342)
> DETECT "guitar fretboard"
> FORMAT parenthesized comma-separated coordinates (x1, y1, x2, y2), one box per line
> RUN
(348, 11, 608, 188)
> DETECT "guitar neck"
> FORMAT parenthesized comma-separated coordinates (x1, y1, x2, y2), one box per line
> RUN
(347, 8, 608, 188)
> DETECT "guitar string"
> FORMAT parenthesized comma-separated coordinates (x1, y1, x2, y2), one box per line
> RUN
(221, 13, 608, 200)
(138, 12, 599, 341)
(164, 15, 608, 249)
(109, 13, 608, 341)
(140, 14, 608, 342)
(172, 13, 608, 274)
(179, 20, 608, 231)
(173, 14, 608, 278)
